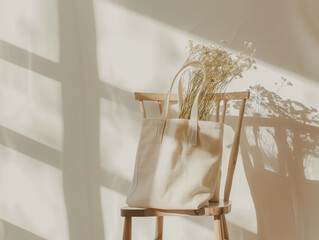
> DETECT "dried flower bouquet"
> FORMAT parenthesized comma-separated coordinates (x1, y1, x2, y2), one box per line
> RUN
(179, 40, 256, 121)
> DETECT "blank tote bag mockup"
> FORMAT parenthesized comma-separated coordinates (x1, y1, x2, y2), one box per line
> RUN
(127, 61, 224, 210)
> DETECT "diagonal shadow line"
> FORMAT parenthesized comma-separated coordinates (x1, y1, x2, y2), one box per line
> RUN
(0, 40, 61, 80)
(98, 81, 139, 112)
(104, 0, 319, 83)
(0, 219, 46, 240)
(100, 169, 131, 195)
(0, 125, 61, 169)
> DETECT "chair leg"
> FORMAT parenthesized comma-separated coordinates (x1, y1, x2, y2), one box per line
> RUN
(214, 215, 223, 240)
(123, 217, 132, 240)
(155, 216, 163, 240)
(221, 215, 229, 240)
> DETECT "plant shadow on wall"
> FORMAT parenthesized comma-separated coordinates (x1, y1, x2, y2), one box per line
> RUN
(230, 80, 319, 240)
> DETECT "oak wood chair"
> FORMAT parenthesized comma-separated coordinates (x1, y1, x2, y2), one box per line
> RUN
(121, 91, 250, 240)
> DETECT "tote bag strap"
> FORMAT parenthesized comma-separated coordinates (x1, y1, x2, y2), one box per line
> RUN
(156, 61, 207, 145)
(176, 71, 193, 112)
(178, 77, 183, 112)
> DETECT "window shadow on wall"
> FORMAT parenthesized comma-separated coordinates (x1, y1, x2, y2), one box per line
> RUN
(0, 219, 45, 240)
(0, 0, 105, 239)
(1, 0, 318, 239)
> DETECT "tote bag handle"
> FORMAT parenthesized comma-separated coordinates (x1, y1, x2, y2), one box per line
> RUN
(156, 61, 207, 145)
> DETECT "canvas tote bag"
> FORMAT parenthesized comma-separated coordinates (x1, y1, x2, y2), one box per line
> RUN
(126, 61, 224, 210)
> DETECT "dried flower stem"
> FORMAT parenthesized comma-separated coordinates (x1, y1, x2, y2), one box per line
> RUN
(179, 40, 256, 120)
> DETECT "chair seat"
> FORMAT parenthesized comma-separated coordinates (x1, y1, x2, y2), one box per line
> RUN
(121, 201, 231, 217)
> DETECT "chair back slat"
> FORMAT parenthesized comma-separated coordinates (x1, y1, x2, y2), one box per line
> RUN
(139, 101, 147, 119)
(221, 100, 228, 124)
(215, 100, 220, 122)
(211, 169, 221, 201)
(157, 101, 163, 114)
(134, 91, 249, 202)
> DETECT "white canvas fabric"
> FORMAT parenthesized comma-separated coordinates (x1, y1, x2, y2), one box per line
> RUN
(126, 62, 224, 210)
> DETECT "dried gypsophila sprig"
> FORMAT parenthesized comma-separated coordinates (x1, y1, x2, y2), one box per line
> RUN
(179, 40, 257, 121)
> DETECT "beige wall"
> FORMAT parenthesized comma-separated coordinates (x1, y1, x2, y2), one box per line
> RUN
(0, 0, 318, 239)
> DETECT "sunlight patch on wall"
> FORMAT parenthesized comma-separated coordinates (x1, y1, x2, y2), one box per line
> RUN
(228, 153, 258, 234)
(257, 127, 279, 174)
(94, 0, 208, 93)
(0, 145, 68, 240)
(0, 59, 63, 151)
(100, 98, 140, 182)
(228, 59, 319, 115)
(163, 216, 214, 239)
(0, 0, 59, 62)
(100, 187, 123, 239)
(303, 150, 319, 181)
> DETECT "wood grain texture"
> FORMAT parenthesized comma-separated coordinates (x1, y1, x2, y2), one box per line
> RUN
(122, 217, 131, 240)
(155, 216, 163, 240)
(121, 201, 231, 217)
(134, 91, 249, 102)
(221, 214, 229, 240)
(134, 92, 178, 102)
(214, 215, 223, 240)
(139, 101, 146, 119)
(224, 99, 247, 201)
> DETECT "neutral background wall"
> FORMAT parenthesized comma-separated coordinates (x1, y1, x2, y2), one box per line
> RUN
(0, 0, 319, 239)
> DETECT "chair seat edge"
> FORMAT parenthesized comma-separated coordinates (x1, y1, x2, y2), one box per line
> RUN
(121, 201, 231, 217)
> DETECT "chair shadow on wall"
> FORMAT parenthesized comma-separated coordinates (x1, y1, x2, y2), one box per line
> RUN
(229, 82, 319, 240)
(99, 80, 319, 240)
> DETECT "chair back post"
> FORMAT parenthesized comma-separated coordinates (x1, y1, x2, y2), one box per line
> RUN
(223, 98, 247, 201)
(211, 91, 249, 202)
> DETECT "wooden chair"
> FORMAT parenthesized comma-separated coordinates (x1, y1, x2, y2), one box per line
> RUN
(121, 91, 250, 240)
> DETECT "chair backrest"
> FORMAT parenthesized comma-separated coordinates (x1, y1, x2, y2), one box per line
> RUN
(134, 91, 249, 202)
